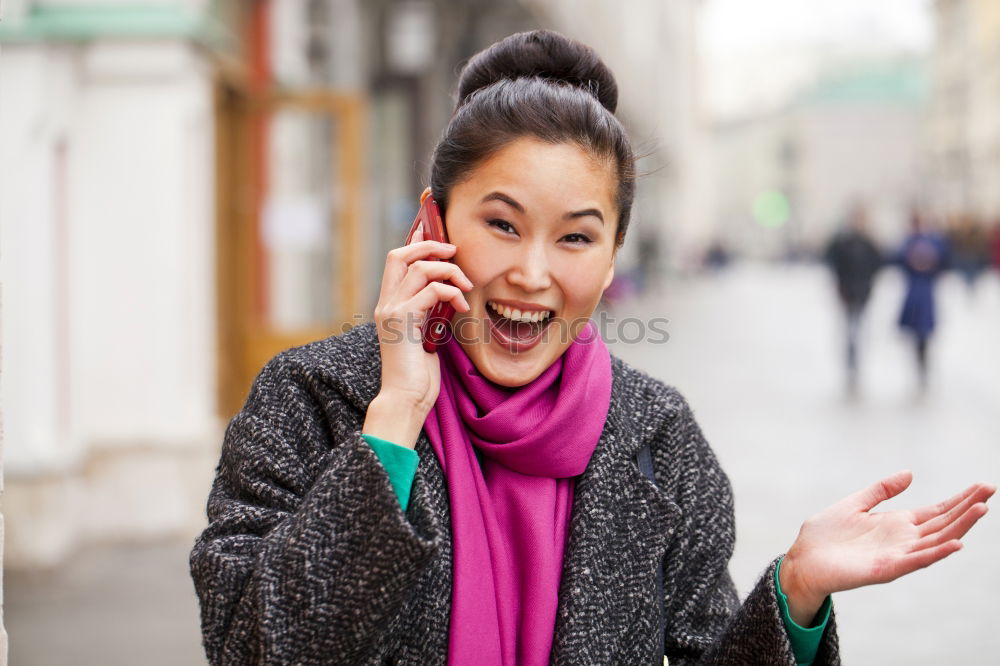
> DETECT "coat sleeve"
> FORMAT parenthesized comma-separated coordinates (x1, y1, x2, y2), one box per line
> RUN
(189, 352, 443, 665)
(659, 395, 841, 666)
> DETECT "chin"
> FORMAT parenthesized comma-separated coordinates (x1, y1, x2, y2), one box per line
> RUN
(466, 341, 555, 388)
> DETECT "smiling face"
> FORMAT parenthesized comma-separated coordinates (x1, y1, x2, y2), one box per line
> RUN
(442, 137, 618, 387)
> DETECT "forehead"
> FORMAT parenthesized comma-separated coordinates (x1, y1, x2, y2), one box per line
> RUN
(458, 138, 617, 210)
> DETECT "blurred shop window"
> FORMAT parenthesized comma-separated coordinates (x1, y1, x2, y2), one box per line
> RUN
(262, 110, 339, 331)
(385, 1, 436, 76)
(214, 0, 365, 418)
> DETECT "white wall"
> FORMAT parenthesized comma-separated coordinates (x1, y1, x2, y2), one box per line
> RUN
(67, 40, 216, 446)
(0, 39, 219, 566)
(1, 46, 81, 474)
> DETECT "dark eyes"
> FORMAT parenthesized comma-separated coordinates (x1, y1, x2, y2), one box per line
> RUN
(488, 219, 517, 235)
(487, 219, 593, 245)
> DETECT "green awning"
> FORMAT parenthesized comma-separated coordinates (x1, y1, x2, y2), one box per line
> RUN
(0, 4, 231, 47)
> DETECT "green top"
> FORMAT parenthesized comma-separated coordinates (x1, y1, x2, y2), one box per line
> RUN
(361, 433, 830, 664)
(775, 555, 832, 665)
(364, 434, 420, 512)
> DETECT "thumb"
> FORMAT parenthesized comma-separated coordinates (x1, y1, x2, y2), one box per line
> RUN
(849, 470, 914, 512)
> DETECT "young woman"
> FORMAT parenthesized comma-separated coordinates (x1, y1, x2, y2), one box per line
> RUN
(190, 31, 994, 665)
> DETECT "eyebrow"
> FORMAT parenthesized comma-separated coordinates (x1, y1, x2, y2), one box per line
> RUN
(480, 191, 605, 225)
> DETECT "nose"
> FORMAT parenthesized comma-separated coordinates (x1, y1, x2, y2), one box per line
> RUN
(505, 242, 552, 293)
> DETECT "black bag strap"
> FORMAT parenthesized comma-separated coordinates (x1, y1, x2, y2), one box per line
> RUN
(636, 444, 666, 664)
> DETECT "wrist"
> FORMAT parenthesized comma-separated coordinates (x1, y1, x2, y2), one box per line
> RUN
(363, 391, 428, 449)
(779, 552, 828, 627)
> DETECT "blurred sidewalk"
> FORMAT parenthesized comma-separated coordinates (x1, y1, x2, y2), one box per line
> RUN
(5, 540, 205, 666)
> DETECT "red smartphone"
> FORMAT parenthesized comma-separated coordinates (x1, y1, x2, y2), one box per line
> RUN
(405, 191, 456, 353)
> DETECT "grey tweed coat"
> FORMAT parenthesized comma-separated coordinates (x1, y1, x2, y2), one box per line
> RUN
(190, 322, 841, 665)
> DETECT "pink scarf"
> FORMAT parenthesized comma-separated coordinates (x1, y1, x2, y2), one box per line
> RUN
(423, 320, 612, 665)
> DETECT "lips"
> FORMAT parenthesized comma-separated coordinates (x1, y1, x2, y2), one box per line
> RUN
(485, 302, 555, 353)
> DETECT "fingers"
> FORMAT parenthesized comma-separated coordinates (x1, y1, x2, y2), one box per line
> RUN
(848, 470, 914, 512)
(911, 484, 981, 524)
(916, 484, 993, 536)
(396, 260, 473, 302)
(911, 501, 990, 551)
(380, 240, 458, 302)
(913, 482, 996, 529)
(407, 281, 471, 315)
(884, 539, 963, 582)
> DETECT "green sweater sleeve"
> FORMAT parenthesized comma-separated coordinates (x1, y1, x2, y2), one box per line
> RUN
(361, 434, 420, 511)
(775, 556, 832, 666)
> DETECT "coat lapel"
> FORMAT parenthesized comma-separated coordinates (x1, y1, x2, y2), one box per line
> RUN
(549, 357, 683, 665)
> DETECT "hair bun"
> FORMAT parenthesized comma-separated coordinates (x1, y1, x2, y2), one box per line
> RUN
(456, 30, 618, 113)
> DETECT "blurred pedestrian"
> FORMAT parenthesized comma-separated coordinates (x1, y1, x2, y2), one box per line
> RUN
(635, 227, 663, 294)
(824, 204, 883, 392)
(895, 210, 949, 390)
(947, 214, 990, 292)
(990, 220, 1000, 272)
(703, 238, 732, 271)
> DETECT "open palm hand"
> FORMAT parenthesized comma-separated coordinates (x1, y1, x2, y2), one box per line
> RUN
(779, 471, 994, 625)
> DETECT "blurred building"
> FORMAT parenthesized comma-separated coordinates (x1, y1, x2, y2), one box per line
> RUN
(711, 57, 928, 259)
(525, 0, 708, 272)
(926, 0, 1000, 220)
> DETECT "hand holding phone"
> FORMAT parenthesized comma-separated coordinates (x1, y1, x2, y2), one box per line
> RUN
(364, 190, 471, 448)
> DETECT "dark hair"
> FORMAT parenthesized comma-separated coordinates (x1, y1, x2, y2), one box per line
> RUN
(430, 30, 636, 248)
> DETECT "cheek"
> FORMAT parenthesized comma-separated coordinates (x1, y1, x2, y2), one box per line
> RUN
(452, 230, 521, 288)
(554, 256, 612, 306)
(448, 227, 487, 278)
(454, 241, 502, 290)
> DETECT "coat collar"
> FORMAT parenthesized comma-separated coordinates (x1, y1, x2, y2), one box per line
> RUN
(314, 322, 383, 413)
(318, 323, 684, 662)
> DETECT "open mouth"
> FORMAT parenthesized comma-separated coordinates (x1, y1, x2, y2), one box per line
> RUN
(485, 300, 556, 352)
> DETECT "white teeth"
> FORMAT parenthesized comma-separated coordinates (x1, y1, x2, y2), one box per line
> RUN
(488, 301, 552, 323)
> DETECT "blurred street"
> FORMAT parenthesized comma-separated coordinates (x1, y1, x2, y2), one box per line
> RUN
(609, 261, 1000, 665)
(7, 261, 999, 665)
